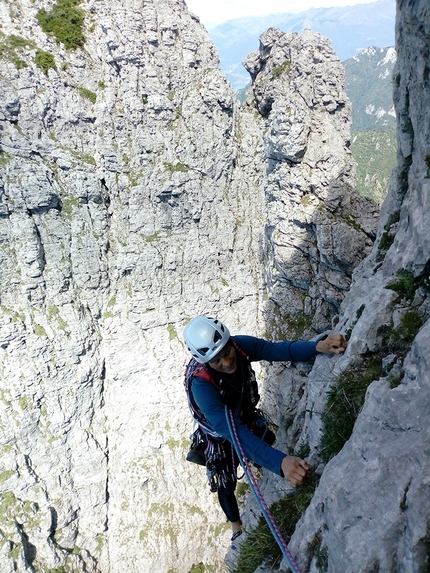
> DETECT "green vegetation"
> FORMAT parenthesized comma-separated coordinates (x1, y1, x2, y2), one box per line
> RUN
(307, 534, 329, 573)
(60, 193, 80, 219)
(95, 536, 104, 551)
(320, 355, 383, 462)
(47, 304, 68, 330)
(279, 311, 313, 340)
(295, 443, 311, 459)
(0, 150, 12, 166)
(0, 33, 35, 69)
(81, 153, 96, 165)
(377, 309, 425, 356)
(386, 267, 430, 303)
(76, 86, 97, 104)
(386, 269, 416, 301)
(36, 0, 85, 50)
(143, 232, 160, 243)
(167, 323, 178, 341)
(265, 301, 314, 340)
(234, 476, 318, 573)
(343, 48, 398, 204)
(0, 470, 15, 484)
(351, 128, 397, 203)
(35, 49, 56, 74)
(322, 266, 427, 459)
(103, 295, 117, 319)
(164, 161, 190, 174)
(376, 210, 400, 262)
(33, 323, 48, 337)
(235, 482, 250, 506)
(343, 49, 396, 133)
(345, 304, 366, 341)
(378, 309, 425, 388)
(270, 60, 291, 80)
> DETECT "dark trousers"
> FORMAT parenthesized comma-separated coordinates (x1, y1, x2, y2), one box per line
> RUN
(218, 476, 240, 523)
(216, 440, 240, 523)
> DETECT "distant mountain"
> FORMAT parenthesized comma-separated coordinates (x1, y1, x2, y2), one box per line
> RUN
(208, 0, 396, 90)
(344, 46, 397, 132)
(351, 128, 397, 203)
(343, 46, 397, 203)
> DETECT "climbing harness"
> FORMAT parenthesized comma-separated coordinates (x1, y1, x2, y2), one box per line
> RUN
(225, 406, 303, 573)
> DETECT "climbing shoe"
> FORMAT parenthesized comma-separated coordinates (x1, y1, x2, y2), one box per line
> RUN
(224, 529, 247, 571)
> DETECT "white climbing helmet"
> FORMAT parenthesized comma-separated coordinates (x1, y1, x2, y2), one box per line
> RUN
(184, 316, 230, 363)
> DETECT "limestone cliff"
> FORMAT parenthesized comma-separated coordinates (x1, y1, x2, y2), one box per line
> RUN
(0, 1, 426, 573)
(274, 2, 430, 572)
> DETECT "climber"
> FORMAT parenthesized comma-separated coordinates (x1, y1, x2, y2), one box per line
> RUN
(183, 315, 347, 546)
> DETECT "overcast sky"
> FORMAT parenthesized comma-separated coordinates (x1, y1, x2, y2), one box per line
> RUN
(185, 0, 383, 27)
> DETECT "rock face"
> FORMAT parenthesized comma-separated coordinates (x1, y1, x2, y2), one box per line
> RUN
(0, 1, 426, 573)
(274, 2, 430, 573)
(243, 28, 378, 336)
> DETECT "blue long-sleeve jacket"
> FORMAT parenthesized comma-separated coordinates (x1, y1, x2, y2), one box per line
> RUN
(190, 335, 320, 476)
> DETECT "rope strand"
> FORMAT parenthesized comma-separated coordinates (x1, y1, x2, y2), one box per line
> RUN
(225, 406, 303, 573)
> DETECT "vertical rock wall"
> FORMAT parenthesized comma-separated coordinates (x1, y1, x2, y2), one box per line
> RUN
(283, 2, 430, 572)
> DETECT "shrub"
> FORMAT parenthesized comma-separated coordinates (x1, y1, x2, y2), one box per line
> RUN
(36, 0, 85, 50)
(35, 49, 56, 74)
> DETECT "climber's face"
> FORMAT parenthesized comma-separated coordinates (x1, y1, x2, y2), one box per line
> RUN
(208, 344, 237, 374)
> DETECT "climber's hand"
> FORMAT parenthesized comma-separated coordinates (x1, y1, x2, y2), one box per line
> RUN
(316, 334, 347, 355)
(281, 456, 309, 487)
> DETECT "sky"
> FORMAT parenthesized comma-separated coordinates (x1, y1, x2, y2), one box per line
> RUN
(185, 0, 382, 27)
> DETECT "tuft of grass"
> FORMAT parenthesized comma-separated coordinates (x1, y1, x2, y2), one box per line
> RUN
(376, 309, 425, 358)
(76, 86, 97, 103)
(386, 269, 416, 301)
(386, 266, 430, 300)
(308, 534, 329, 573)
(294, 443, 310, 459)
(235, 476, 318, 573)
(36, 0, 85, 50)
(320, 356, 383, 462)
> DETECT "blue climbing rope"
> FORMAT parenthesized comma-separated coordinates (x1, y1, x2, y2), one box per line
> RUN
(225, 406, 303, 573)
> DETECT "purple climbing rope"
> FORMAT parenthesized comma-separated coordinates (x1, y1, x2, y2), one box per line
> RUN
(226, 406, 303, 573)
